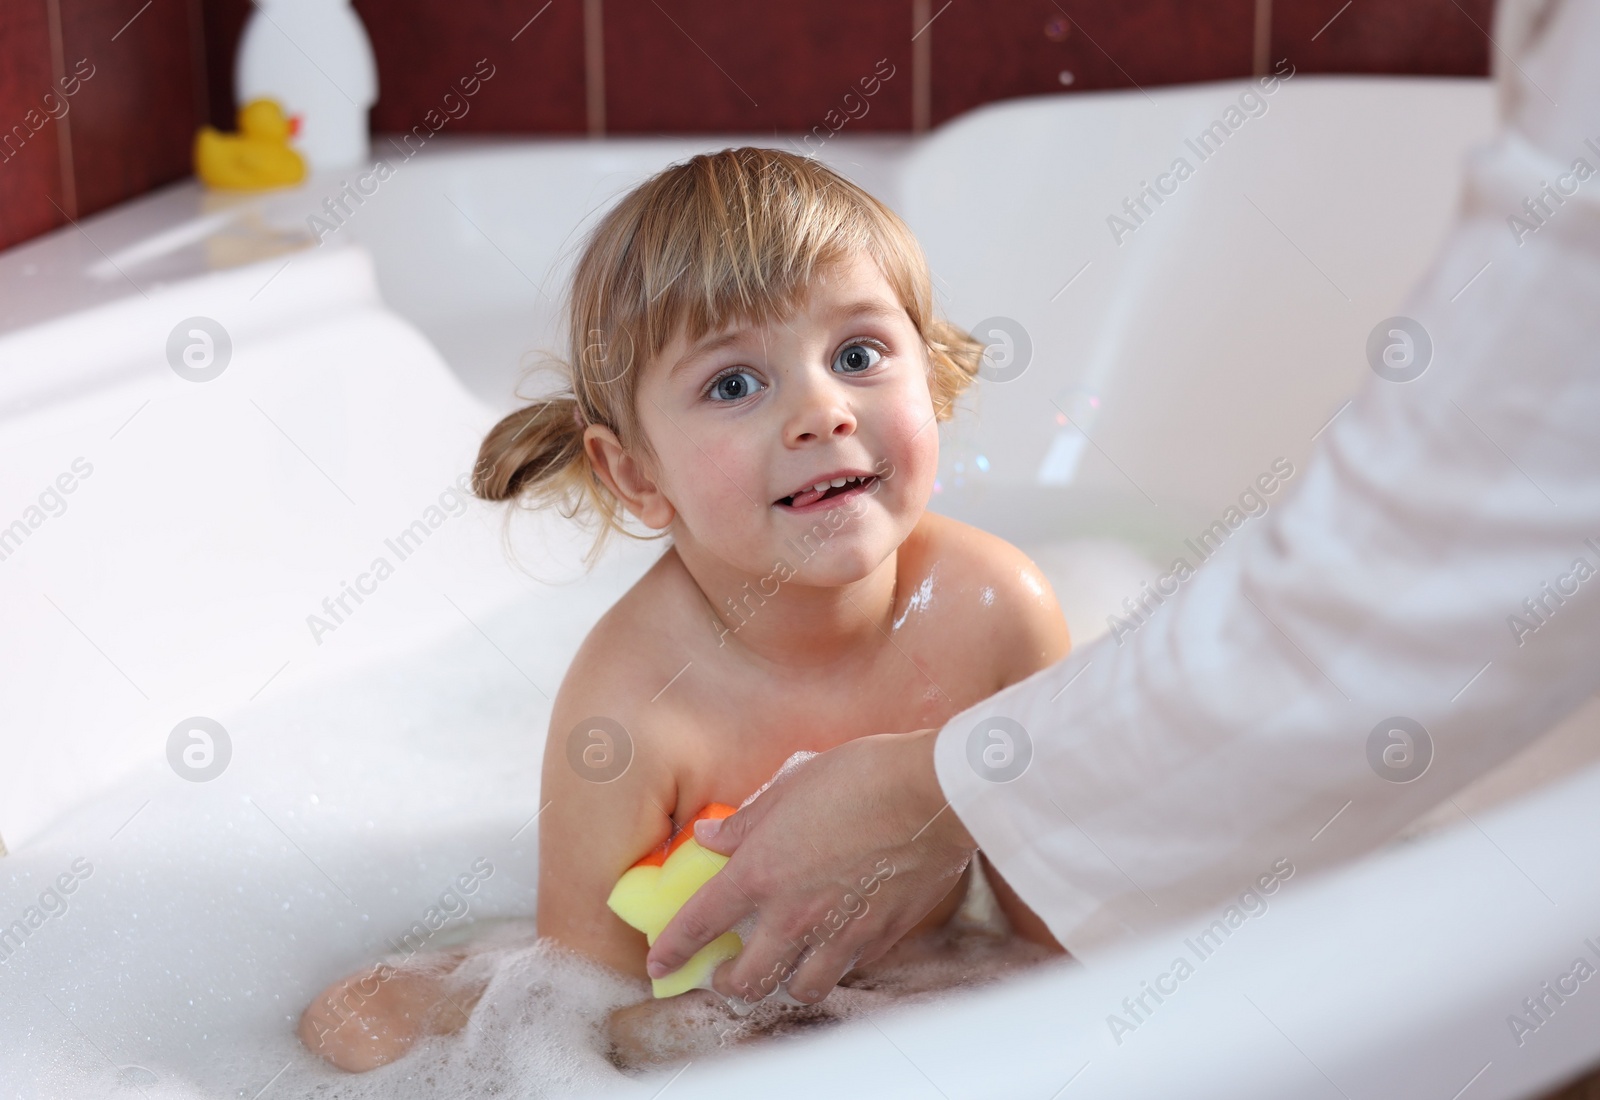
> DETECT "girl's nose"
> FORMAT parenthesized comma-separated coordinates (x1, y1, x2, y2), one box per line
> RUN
(784, 376, 857, 444)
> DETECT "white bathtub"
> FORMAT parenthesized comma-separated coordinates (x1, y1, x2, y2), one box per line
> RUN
(4, 75, 1599, 1098)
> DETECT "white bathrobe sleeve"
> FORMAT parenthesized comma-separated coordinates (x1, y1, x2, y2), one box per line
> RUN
(933, 0, 1600, 960)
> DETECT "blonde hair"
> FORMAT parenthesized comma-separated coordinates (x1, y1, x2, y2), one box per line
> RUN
(471, 145, 984, 567)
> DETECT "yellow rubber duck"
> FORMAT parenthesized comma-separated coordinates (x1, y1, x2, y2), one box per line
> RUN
(195, 98, 306, 190)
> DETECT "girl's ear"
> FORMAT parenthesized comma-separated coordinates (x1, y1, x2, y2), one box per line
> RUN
(583, 424, 676, 530)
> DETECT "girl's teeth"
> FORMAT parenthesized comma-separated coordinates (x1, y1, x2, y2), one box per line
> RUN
(782, 474, 871, 507)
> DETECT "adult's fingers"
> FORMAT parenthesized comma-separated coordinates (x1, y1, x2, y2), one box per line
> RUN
(691, 791, 763, 856)
(781, 931, 868, 1005)
(646, 856, 757, 979)
(779, 882, 927, 1004)
(709, 919, 810, 1007)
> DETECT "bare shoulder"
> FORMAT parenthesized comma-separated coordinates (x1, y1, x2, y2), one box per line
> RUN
(906, 512, 1072, 688)
(906, 511, 1060, 614)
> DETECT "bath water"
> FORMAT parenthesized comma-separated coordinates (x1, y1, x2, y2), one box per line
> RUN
(2, 534, 1144, 1097)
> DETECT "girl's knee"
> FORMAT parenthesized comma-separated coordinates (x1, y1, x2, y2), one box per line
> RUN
(297, 963, 442, 1073)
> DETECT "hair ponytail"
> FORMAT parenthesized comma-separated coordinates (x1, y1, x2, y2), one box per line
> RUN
(473, 396, 585, 501)
(472, 392, 643, 566)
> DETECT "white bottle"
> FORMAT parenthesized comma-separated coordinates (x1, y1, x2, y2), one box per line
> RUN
(235, 0, 378, 172)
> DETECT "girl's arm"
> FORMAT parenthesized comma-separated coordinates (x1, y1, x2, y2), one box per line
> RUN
(536, 671, 680, 979)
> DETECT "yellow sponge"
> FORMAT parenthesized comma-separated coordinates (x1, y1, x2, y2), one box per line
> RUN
(606, 803, 742, 998)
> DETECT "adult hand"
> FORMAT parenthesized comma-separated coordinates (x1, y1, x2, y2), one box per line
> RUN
(645, 727, 979, 1006)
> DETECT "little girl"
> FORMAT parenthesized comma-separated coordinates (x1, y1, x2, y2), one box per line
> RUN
(298, 146, 1070, 1073)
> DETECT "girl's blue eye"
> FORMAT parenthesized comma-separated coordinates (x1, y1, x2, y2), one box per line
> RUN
(708, 369, 764, 402)
(834, 342, 883, 374)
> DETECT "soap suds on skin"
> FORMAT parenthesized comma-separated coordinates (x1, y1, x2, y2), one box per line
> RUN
(370, 858, 1059, 1090)
(280, 752, 1062, 1094)
(324, 756, 1061, 1087)
(738, 749, 818, 809)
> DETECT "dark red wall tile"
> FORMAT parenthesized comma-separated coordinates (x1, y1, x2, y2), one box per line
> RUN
(353, 0, 587, 134)
(201, 0, 250, 130)
(0, 0, 68, 250)
(603, 0, 913, 135)
(1272, 0, 1493, 75)
(59, 0, 204, 219)
(0, 0, 1504, 257)
(932, 0, 1257, 128)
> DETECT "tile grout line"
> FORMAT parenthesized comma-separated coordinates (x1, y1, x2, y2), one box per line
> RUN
(584, 0, 606, 138)
(912, 0, 932, 134)
(45, 0, 78, 220)
(1253, 0, 1273, 75)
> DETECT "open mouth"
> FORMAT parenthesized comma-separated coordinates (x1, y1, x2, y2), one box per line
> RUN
(776, 474, 878, 510)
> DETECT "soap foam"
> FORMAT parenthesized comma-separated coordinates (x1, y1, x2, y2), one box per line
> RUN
(738, 750, 818, 809)
(304, 852, 1059, 1091)
(312, 923, 646, 1098)
(291, 893, 1060, 1094)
